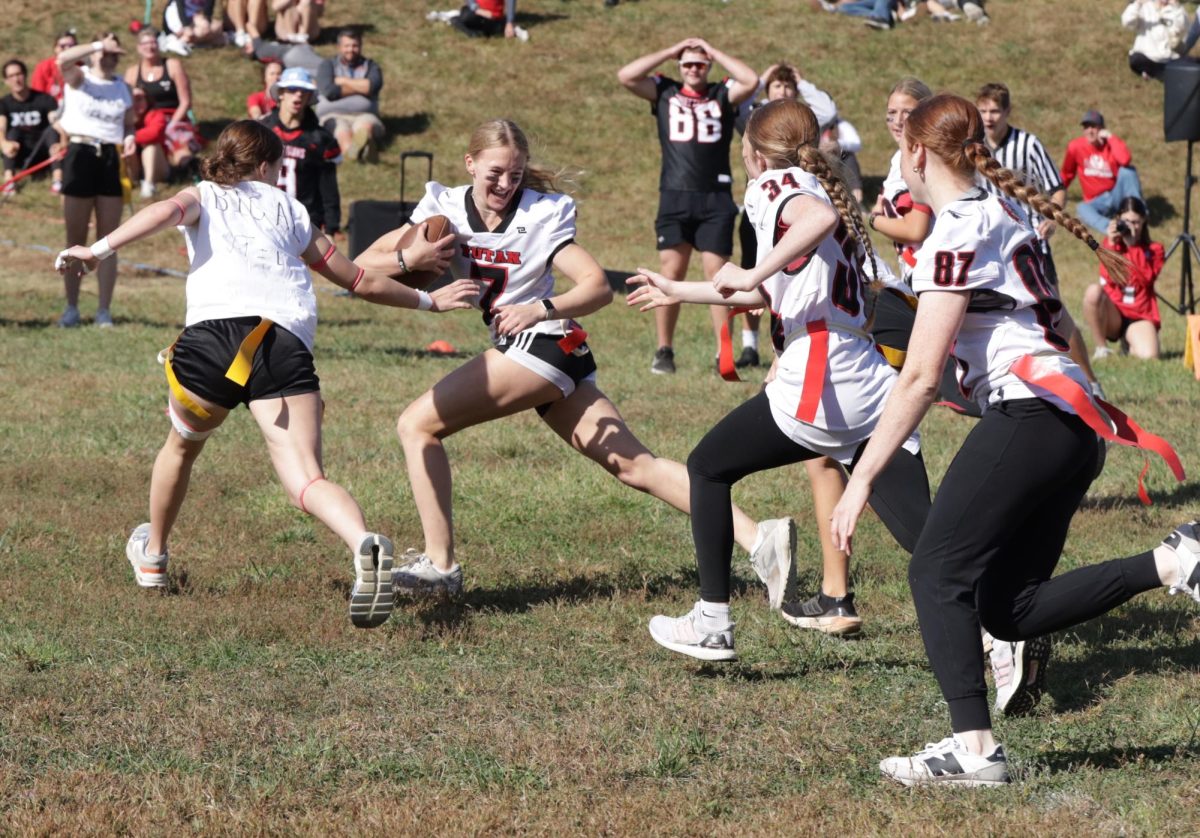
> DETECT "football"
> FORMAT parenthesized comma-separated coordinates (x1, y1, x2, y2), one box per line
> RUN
(394, 214, 455, 289)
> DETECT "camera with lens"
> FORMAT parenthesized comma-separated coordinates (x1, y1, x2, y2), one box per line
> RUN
(1115, 220, 1132, 238)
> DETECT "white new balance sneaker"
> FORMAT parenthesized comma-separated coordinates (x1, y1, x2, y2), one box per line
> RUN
(648, 602, 736, 661)
(880, 735, 1011, 787)
(348, 533, 394, 628)
(393, 550, 463, 597)
(988, 633, 1051, 717)
(126, 523, 168, 588)
(1164, 521, 1200, 603)
(749, 517, 796, 610)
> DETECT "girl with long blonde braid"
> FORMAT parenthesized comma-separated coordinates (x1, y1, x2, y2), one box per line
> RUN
(631, 98, 932, 661)
(831, 93, 1190, 787)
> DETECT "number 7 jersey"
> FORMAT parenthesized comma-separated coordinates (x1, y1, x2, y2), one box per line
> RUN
(911, 187, 1087, 409)
(411, 182, 578, 342)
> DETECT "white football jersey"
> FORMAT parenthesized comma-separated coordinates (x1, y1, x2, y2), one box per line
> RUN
(744, 165, 918, 463)
(911, 187, 1088, 410)
(412, 183, 577, 342)
(878, 150, 929, 290)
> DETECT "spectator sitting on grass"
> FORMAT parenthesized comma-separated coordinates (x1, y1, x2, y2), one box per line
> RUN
(241, 35, 323, 74)
(161, 0, 227, 56)
(31, 30, 76, 103)
(1, 59, 62, 195)
(315, 28, 384, 163)
(124, 27, 194, 199)
(247, 60, 282, 119)
(1123, 0, 1189, 80)
(1061, 109, 1144, 235)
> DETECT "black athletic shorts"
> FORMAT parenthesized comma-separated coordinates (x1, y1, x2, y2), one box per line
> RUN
(169, 317, 321, 409)
(496, 330, 598, 416)
(61, 142, 122, 198)
(737, 209, 756, 270)
(655, 189, 737, 254)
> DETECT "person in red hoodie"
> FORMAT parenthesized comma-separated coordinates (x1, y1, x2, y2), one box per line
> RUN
(1061, 109, 1143, 235)
(1082, 196, 1164, 359)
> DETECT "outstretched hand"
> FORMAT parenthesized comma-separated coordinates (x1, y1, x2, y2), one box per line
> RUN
(54, 245, 98, 279)
(626, 267, 681, 311)
(429, 278, 484, 313)
(829, 476, 872, 555)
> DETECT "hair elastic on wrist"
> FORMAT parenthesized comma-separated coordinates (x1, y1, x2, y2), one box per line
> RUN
(350, 267, 365, 292)
(416, 290, 433, 311)
(309, 241, 337, 272)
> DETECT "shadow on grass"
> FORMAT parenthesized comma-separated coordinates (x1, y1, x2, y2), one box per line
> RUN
(1031, 741, 1200, 774)
(1080, 478, 1200, 511)
(331, 564, 761, 631)
(1044, 604, 1200, 713)
(1146, 194, 1177, 225)
(319, 343, 474, 361)
(380, 113, 433, 141)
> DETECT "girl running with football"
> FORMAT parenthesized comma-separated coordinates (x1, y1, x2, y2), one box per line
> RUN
(830, 93, 1192, 787)
(629, 98, 932, 661)
(54, 120, 478, 629)
(354, 118, 795, 601)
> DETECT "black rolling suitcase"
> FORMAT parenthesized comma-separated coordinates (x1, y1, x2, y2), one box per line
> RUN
(347, 151, 433, 259)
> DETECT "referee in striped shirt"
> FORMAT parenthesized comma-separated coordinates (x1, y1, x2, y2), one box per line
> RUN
(975, 82, 1101, 388)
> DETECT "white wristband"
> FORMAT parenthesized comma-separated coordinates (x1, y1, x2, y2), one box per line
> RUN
(90, 237, 115, 260)
(416, 290, 433, 311)
(91, 41, 104, 53)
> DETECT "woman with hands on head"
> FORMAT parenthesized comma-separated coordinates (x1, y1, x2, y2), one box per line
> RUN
(829, 94, 1189, 788)
(355, 118, 796, 604)
(55, 32, 136, 328)
(629, 99, 932, 662)
(55, 119, 476, 630)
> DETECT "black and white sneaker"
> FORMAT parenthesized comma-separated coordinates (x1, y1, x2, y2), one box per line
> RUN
(781, 592, 863, 636)
(864, 15, 893, 29)
(1164, 521, 1200, 603)
(393, 549, 463, 598)
(880, 736, 1011, 787)
(648, 602, 736, 661)
(650, 347, 676, 375)
(988, 633, 1051, 717)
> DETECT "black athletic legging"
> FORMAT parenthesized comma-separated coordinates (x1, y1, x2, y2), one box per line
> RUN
(909, 398, 1162, 733)
(687, 390, 932, 603)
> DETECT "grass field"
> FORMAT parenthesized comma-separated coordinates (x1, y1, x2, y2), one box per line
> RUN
(3, 0, 1200, 832)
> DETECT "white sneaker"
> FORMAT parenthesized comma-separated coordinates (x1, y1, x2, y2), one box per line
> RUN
(160, 34, 192, 56)
(1164, 521, 1200, 603)
(988, 633, 1051, 717)
(899, 3, 919, 21)
(880, 735, 1011, 787)
(140, 180, 156, 199)
(962, 1, 986, 21)
(232, 31, 249, 47)
(393, 550, 463, 597)
(348, 533, 395, 628)
(648, 602, 736, 661)
(58, 305, 81, 328)
(126, 523, 168, 588)
(1092, 346, 1115, 361)
(749, 517, 796, 609)
(513, 25, 530, 42)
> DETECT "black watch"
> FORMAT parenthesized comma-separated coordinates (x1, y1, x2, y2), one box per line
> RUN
(541, 298, 557, 319)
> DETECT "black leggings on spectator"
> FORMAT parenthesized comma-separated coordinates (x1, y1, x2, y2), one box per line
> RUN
(908, 398, 1162, 733)
(687, 390, 931, 604)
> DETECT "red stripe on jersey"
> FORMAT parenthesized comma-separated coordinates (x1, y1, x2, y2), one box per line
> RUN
(794, 321, 828, 423)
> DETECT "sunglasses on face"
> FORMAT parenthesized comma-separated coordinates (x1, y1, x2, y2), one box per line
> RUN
(680, 61, 709, 71)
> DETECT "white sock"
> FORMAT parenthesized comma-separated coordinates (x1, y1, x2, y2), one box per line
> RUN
(742, 330, 758, 351)
(698, 600, 731, 629)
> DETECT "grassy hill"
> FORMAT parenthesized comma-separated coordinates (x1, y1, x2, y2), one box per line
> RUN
(2, 1, 1199, 832)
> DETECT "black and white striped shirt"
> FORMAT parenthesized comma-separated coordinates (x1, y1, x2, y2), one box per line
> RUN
(979, 125, 1063, 239)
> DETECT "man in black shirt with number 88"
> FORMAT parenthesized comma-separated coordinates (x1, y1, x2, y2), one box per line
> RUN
(618, 38, 758, 375)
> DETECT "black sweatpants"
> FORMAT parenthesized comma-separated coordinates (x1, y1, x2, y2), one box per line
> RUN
(687, 390, 931, 603)
(909, 398, 1162, 732)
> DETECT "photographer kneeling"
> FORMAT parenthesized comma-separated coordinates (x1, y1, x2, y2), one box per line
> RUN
(1083, 196, 1164, 359)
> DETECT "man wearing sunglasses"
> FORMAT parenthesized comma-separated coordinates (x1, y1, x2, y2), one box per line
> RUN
(618, 37, 758, 375)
